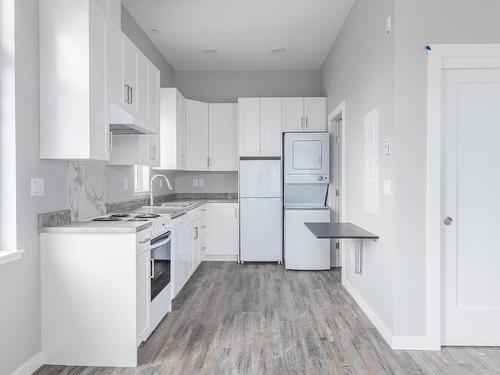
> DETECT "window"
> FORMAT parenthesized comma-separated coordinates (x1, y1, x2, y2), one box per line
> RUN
(0, 0, 24, 265)
(134, 165, 150, 193)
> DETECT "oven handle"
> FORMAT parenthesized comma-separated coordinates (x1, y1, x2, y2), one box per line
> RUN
(150, 231, 171, 248)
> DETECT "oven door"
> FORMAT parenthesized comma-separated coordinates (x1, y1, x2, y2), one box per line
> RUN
(150, 231, 171, 301)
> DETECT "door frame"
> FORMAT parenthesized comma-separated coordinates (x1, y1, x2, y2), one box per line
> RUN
(427, 44, 500, 349)
(328, 101, 346, 274)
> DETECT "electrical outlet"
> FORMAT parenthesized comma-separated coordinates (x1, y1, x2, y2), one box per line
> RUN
(193, 179, 199, 187)
(198, 178, 204, 187)
(123, 178, 129, 191)
(31, 178, 45, 197)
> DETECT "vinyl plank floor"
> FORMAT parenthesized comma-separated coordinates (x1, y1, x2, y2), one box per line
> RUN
(36, 262, 500, 375)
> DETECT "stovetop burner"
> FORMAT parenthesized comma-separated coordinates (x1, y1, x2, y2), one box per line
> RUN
(92, 217, 122, 222)
(110, 213, 131, 218)
(135, 214, 161, 219)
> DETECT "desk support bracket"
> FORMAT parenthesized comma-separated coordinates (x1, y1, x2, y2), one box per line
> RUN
(355, 240, 363, 274)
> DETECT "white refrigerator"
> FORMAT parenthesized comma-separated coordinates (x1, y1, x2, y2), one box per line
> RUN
(239, 159, 282, 263)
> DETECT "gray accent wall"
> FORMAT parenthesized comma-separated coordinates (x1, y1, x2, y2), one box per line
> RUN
(321, 0, 500, 343)
(320, 0, 396, 337)
(175, 70, 321, 103)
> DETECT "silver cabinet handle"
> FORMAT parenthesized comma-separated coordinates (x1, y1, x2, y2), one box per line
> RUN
(108, 131, 113, 152)
(201, 225, 207, 229)
(128, 86, 133, 104)
(443, 217, 454, 226)
(234, 207, 238, 219)
(150, 259, 154, 279)
(206, 156, 210, 168)
(305, 117, 309, 128)
(124, 84, 130, 103)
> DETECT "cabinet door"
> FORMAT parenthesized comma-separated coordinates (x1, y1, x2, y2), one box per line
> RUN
(123, 39, 137, 113)
(188, 223, 199, 275)
(209, 203, 239, 256)
(172, 220, 189, 297)
(260, 98, 282, 157)
(185, 100, 209, 171)
(177, 93, 186, 169)
(147, 63, 160, 133)
(89, 6, 109, 160)
(136, 53, 148, 121)
(106, 24, 125, 106)
(283, 98, 304, 132)
(304, 97, 327, 131)
(138, 135, 159, 167)
(209, 103, 238, 171)
(136, 249, 150, 346)
(238, 98, 261, 156)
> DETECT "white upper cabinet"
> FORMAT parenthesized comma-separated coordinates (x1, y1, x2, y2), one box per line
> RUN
(260, 98, 283, 156)
(93, 0, 121, 27)
(304, 97, 327, 131)
(238, 98, 261, 157)
(238, 98, 282, 157)
(283, 98, 304, 132)
(40, 0, 160, 160)
(156, 88, 186, 170)
(186, 100, 210, 171)
(283, 97, 327, 132)
(40, 0, 110, 160)
(209, 104, 238, 171)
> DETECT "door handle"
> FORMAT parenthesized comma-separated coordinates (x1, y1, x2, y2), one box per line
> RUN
(124, 84, 130, 103)
(443, 217, 454, 226)
(150, 259, 155, 279)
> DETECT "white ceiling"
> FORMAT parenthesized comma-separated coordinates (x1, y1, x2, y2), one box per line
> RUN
(122, 0, 355, 71)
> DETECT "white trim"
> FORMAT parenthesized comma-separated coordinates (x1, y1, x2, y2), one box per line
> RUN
(426, 43, 500, 349)
(328, 101, 347, 273)
(0, 249, 25, 266)
(10, 352, 44, 375)
(343, 280, 393, 347)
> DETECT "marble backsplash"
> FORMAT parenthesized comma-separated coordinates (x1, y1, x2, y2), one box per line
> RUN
(68, 161, 107, 220)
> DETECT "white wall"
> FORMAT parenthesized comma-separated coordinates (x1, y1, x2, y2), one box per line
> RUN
(0, 1, 68, 373)
(320, 0, 396, 338)
(392, 0, 500, 337)
(175, 70, 321, 103)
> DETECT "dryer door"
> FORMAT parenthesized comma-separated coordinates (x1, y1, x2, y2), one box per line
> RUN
(284, 133, 329, 175)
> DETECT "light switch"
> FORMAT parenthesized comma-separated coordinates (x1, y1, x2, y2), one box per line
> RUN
(383, 179, 392, 196)
(31, 178, 45, 197)
(198, 178, 204, 187)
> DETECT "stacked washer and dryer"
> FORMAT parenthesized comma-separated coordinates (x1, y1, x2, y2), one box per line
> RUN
(283, 132, 331, 270)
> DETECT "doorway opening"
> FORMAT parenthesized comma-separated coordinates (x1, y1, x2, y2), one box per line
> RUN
(328, 101, 346, 269)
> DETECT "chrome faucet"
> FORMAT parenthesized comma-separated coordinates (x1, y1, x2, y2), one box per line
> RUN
(150, 174, 173, 206)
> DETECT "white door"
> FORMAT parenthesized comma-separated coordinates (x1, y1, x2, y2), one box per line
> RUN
(240, 198, 282, 262)
(123, 39, 137, 114)
(283, 98, 304, 132)
(238, 98, 261, 156)
(209, 204, 238, 256)
(304, 97, 327, 131)
(106, 24, 125, 106)
(147, 63, 160, 133)
(185, 99, 209, 171)
(209, 103, 238, 171)
(136, 53, 148, 121)
(443, 67, 500, 346)
(260, 98, 282, 156)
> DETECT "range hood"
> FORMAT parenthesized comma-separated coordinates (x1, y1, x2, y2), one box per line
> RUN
(109, 103, 153, 135)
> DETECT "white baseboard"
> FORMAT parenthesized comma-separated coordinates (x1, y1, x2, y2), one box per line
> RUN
(10, 352, 44, 375)
(343, 280, 394, 347)
(202, 255, 238, 262)
(392, 336, 441, 351)
(343, 280, 440, 351)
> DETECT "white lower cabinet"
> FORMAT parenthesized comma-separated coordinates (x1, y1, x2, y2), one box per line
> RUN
(207, 203, 239, 260)
(136, 234, 151, 346)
